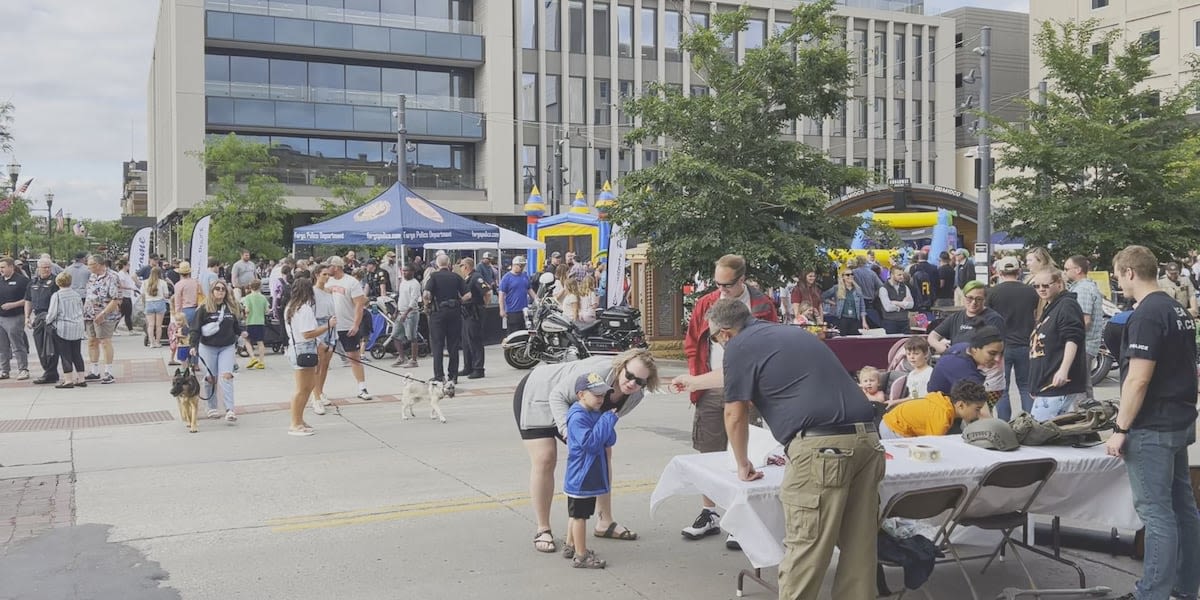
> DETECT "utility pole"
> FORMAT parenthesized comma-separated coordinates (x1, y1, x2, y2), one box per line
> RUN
(549, 127, 568, 215)
(977, 26, 993, 258)
(396, 95, 408, 186)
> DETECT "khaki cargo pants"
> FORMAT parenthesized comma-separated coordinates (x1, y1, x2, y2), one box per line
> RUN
(778, 425, 885, 600)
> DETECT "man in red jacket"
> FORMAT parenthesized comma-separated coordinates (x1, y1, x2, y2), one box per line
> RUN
(671, 254, 778, 549)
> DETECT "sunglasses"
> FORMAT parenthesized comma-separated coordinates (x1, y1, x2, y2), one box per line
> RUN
(624, 369, 647, 388)
(212, 287, 227, 292)
(1031, 283, 1055, 290)
(714, 277, 741, 289)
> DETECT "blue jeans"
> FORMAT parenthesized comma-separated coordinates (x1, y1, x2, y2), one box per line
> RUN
(1125, 423, 1200, 600)
(1030, 393, 1086, 421)
(997, 346, 1032, 421)
(197, 343, 237, 412)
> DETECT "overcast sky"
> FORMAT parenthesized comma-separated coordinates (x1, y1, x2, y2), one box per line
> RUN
(0, 0, 1029, 222)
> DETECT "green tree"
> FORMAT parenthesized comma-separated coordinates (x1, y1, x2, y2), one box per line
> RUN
(0, 102, 13, 153)
(314, 171, 383, 221)
(990, 20, 1200, 264)
(183, 134, 291, 261)
(607, 0, 870, 287)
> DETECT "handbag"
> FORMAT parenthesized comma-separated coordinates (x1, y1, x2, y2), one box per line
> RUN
(288, 311, 319, 368)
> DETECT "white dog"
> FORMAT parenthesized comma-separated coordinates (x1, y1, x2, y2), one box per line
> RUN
(400, 379, 454, 423)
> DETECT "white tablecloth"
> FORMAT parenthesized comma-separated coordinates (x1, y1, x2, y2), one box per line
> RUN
(649, 435, 1140, 569)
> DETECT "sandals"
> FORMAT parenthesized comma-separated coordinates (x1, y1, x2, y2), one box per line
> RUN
(533, 529, 557, 553)
(572, 549, 606, 569)
(561, 544, 574, 560)
(594, 522, 638, 541)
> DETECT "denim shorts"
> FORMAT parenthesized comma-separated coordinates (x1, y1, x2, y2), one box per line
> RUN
(145, 299, 168, 314)
(1030, 393, 1087, 421)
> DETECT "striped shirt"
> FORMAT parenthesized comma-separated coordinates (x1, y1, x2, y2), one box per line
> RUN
(47, 288, 86, 341)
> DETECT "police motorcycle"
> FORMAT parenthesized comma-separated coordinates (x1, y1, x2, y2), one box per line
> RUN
(502, 273, 648, 369)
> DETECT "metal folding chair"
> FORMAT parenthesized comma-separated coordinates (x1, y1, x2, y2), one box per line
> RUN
(877, 484, 971, 599)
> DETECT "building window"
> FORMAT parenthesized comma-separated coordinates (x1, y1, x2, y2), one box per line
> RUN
(914, 161, 922, 184)
(803, 117, 822, 136)
(894, 33, 905, 79)
(745, 19, 766, 50)
(874, 32, 887, 78)
(893, 159, 905, 179)
(874, 96, 887, 139)
(616, 6, 633, 57)
(1092, 42, 1109, 62)
(690, 85, 708, 97)
(521, 0, 537, 49)
(1195, 20, 1200, 48)
(641, 8, 656, 59)
(835, 102, 847, 137)
(521, 145, 539, 194)
(1092, 0, 1108, 8)
(913, 34, 922, 81)
(929, 160, 936, 185)
(928, 35, 935, 81)
(594, 148, 610, 188)
(853, 29, 868, 76)
(913, 99, 922, 140)
(665, 10, 682, 61)
(1141, 29, 1160, 56)
(570, 146, 586, 196)
(594, 4, 610, 56)
(545, 74, 560, 122)
(570, 76, 585, 124)
(520, 73, 537, 121)
(568, 1, 585, 54)
(874, 159, 887, 181)
(928, 101, 935, 142)
(855, 96, 867, 137)
(595, 80, 611, 125)
(643, 149, 659, 166)
(894, 99, 906, 140)
(544, 0, 560, 51)
(619, 79, 634, 124)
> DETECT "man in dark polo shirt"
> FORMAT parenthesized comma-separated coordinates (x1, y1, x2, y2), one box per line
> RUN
(24, 258, 60, 384)
(707, 298, 883, 600)
(0, 257, 32, 380)
(423, 254, 469, 384)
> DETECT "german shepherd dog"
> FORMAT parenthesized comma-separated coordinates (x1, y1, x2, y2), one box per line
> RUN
(171, 367, 201, 433)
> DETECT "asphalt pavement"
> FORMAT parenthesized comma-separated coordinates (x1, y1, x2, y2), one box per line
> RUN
(0, 330, 1163, 599)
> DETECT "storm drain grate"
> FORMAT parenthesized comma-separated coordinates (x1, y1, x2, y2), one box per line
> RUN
(0, 411, 175, 433)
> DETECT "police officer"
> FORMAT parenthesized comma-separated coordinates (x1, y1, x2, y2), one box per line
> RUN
(423, 254, 470, 383)
(457, 257, 488, 380)
(25, 258, 60, 385)
(363, 259, 391, 300)
(701, 298, 883, 600)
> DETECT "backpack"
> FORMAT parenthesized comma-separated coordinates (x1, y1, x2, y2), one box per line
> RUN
(1009, 400, 1118, 447)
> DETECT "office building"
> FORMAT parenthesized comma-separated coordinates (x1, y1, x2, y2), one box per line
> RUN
(122, 160, 150, 217)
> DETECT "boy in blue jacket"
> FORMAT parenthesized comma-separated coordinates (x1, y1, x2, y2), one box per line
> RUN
(562, 372, 619, 569)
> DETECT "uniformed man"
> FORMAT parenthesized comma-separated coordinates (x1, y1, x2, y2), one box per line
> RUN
(25, 258, 60, 385)
(457, 257, 488, 380)
(363, 259, 391, 300)
(705, 298, 883, 600)
(423, 254, 470, 383)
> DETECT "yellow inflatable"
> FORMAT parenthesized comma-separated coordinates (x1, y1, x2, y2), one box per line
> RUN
(871, 212, 941, 228)
(827, 248, 898, 270)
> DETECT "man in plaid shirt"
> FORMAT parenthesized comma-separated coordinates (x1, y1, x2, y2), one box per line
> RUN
(1065, 255, 1104, 399)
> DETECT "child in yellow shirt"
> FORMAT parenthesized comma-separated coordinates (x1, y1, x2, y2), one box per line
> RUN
(880, 380, 989, 439)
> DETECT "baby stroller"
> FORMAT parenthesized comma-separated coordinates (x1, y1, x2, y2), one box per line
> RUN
(367, 296, 430, 360)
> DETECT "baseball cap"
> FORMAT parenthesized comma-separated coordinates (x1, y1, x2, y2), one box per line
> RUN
(995, 256, 1021, 274)
(365, 258, 377, 265)
(574, 372, 613, 396)
(74, 251, 88, 261)
(551, 252, 561, 258)
(483, 252, 493, 259)
(962, 418, 1020, 451)
(513, 256, 527, 265)
(327, 256, 345, 267)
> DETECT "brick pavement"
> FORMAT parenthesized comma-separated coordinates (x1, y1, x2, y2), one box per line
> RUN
(0, 474, 74, 553)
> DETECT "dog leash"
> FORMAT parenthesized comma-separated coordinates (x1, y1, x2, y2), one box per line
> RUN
(326, 344, 433, 385)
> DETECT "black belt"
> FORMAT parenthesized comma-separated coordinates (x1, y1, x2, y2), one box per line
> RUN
(785, 422, 876, 452)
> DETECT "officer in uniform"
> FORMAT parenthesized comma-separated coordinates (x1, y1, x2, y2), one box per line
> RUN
(457, 257, 489, 380)
(704, 298, 883, 600)
(423, 254, 469, 383)
(25, 258, 60, 385)
(363, 259, 391, 300)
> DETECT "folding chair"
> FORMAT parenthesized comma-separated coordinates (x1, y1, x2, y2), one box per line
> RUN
(940, 458, 1088, 598)
(877, 484, 972, 599)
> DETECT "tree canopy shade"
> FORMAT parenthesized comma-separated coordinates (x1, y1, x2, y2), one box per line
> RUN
(990, 19, 1200, 265)
(183, 134, 292, 261)
(606, 0, 869, 287)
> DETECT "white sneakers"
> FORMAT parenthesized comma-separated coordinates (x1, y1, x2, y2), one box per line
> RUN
(681, 508, 722, 540)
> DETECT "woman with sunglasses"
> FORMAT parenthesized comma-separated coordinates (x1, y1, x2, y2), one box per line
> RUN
(513, 348, 660, 554)
(308, 266, 337, 415)
(191, 281, 247, 422)
(822, 267, 869, 335)
(1028, 269, 1088, 420)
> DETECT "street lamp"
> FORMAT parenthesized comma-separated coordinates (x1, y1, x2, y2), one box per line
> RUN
(45, 191, 54, 259)
(6, 161, 19, 258)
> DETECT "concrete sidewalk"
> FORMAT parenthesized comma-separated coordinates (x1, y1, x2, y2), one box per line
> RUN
(0, 332, 1152, 599)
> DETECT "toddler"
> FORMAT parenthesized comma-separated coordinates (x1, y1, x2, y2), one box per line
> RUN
(562, 372, 618, 569)
(858, 366, 886, 404)
(168, 311, 191, 367)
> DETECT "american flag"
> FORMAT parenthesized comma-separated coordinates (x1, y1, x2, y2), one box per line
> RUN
(55, 209, 64, 233)
(16, 178, 32, 194)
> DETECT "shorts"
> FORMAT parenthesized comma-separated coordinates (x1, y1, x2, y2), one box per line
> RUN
(246, 324, 265, 344)
(145, 299, 168, 314)
(85, 319, 118, 340)
(1031, 393, 1087, 421)
(391, 311, 419, 342)
(692, 388, 761, 452)
(513, 373, 565, 441)
(336, 329, 361, 352)
(567, 496, 597, 519)
(176, 346, 191, 362)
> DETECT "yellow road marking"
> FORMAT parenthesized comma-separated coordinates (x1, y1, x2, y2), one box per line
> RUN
(268, 479, 660, 533)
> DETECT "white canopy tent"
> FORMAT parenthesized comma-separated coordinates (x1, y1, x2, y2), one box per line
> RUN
(424, 227, 545, 251)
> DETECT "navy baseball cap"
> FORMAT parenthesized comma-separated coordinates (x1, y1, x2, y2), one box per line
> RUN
(575, 372, 613, 396)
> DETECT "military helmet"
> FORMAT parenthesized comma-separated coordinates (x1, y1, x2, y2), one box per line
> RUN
(962, 418, 1020, 452)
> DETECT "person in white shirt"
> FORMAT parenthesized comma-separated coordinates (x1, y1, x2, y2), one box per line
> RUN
(115, 260, 140, 335)
(390, 264, 423, 368)
(325, 257, 372, 400)
(902, 336, 934, 402)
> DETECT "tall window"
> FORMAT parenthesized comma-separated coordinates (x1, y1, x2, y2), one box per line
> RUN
(874, 159, 887, 180)
(894, 99, 906, 139)
(641, 8, 656, 59)
(520, 73, 537, 120)
(745, 19, 766, 50)
(853, 30, 868, 76)
(594, 148, 610, 189)
(914, 161, 922, 184)
(892, 159, 905, 179)
(928, 100, 935, 142)
(893, 33, 905, 79)
(521, 0, 536, 49)
(690, 12, 708, 31)
(913, 99, 922, 140)
(927, 35, 936, 81)
(521, 145, 539, 194)
(835, 102, 847, 136)
(690, 85, 708, 97)
(569, 76, 585, 124)
(570, 147, 585, 196)
(913, 35, 922, 81)
(1141, 29, 1160, 55)
(545, 74, 560, 122)
(568, 1, 585, 54)
(594, 80, 611, 125)
(594, 5, 610, 56)
(874, 32, 887, 78)
(619, 79, 634, 124)
(618, 6, 633, 57)
(544, 0, 560, 51)
(665, 10, 682, 61)
(855, 97, 867, 137)
(874, 96, 887, 139)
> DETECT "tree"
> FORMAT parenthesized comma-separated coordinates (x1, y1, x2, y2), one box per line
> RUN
(989, 20, 1200, 264)
(314, 171, 382, 221)
(183, 134, 291, 261)
(0, 102, 12, 153)
(607, 0, 870, 287)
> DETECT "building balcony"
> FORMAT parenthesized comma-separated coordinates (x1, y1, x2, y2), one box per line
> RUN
(204, 0, 480, 35)
(205, 8, 483, 65)
(205, 81, 477, 113)
(205, 96, 485, 139)
(206, 166, 483, 195)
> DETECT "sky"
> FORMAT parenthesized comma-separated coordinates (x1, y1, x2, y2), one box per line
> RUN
(0, 0, 1029, 222)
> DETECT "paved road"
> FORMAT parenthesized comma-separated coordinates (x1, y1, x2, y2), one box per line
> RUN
(0, 331, 1156, 599)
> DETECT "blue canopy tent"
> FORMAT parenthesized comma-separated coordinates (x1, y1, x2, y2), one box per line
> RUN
(292, 182, 500, 246)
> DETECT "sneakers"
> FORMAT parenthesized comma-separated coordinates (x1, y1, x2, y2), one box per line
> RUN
(310, 396, 327, 415)
(16, 370, 29, 380)
(681, 508, 721, 540)
(725, 534, 741, 551)
(84, 373, 100, 381)
(0, 372, 9, 380)
(100, 373, 115, 384)
(402, 359, 418, 368)
(356, 389, 373, 401)
(246, 358, 261, 369)
(318, 393, 331, 406)
(207, 409, 221, 419)
(252, 359, 265, 370)
(224, 410, 237, 423)
(390, 358, 407, 367)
